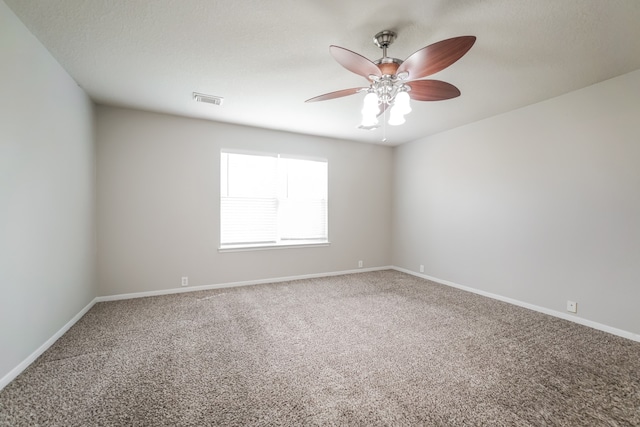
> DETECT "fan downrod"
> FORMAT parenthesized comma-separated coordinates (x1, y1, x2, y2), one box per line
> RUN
(373, 30, 401, 75)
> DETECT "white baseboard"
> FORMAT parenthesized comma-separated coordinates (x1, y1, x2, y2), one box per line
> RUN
(393, 266, 640, 343)
(0, 298, 98, 391)
(1, 267, 392, 391)
(96, 266, 393, 302)
(4, 264, 636, 393)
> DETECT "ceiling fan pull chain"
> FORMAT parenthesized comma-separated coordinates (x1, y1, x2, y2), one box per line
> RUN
(382, 107, 387, 143)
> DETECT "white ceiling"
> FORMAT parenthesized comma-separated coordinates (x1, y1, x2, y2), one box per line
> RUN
(6, 0, 640, 145)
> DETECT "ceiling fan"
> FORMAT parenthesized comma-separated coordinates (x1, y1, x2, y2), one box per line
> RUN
(305, 30, 476, 129)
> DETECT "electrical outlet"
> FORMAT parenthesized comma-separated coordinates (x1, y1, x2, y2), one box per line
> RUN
(181, 276, 188, 287)
(567, 300, 577, 313)
(358, 260, 363, 268)
(419, 265, 425, 273)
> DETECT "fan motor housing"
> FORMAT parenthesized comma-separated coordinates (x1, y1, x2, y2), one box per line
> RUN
(375, 58, 402, 76)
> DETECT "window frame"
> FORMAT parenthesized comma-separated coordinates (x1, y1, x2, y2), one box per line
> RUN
(219, 149, 330, 252)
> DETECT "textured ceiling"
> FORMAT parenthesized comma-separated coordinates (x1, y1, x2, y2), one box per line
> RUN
(5, 0, 640, 145)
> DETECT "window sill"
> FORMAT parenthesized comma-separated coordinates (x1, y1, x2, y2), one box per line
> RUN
(219, 241, 331, 253)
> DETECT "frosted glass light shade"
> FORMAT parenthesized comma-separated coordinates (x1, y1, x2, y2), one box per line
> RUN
(360, 113, 379, 127)
(388, 107, 406, 126)
(361, 92, 380, 127)
(361, 92, 379, 114)
(394, 91, 412, 114)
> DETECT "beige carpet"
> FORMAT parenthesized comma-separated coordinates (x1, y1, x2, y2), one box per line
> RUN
(1, 270, 639, 426)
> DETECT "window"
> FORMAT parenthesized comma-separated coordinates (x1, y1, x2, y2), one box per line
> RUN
(220, 151, 328, 250)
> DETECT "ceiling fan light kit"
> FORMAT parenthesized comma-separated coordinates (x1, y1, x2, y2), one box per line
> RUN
(306, 30, 476, 131)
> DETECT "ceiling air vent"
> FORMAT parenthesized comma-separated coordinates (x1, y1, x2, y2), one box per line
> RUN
(193, 92, 224, 106)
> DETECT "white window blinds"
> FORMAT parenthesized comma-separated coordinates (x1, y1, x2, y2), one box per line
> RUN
(220, 151, 328, 248)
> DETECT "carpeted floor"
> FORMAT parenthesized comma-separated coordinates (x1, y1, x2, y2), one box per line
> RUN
(1, 270, 639, 426)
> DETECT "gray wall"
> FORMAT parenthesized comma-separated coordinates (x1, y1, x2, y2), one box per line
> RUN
(0, 2, 96, 382)
(96, 106, 393, 296)
(392, 70, 640, 336)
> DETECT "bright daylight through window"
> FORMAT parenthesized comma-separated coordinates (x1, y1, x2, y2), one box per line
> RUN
(220, 151, 328, 250)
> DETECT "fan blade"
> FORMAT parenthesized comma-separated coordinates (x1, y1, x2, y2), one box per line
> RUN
(305, 87, 365, 103)
(406, 80, 461, 101)
(397, 36, 476, 80)
(330, 46, 382, 80)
